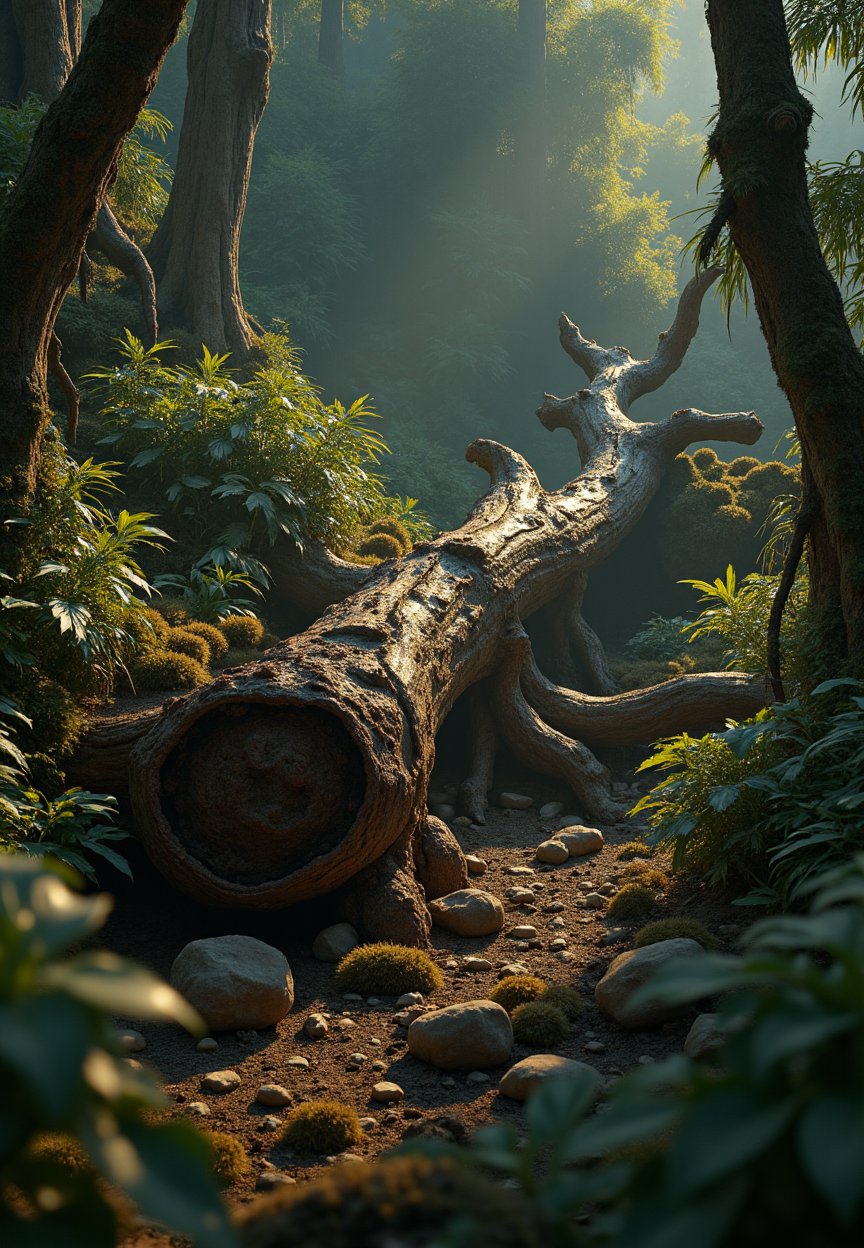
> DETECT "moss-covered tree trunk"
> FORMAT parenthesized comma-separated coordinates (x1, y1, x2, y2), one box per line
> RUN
(704, 0, 864, 673)
(122, 269, 766, 944)
(148, 0, 272, 358)
(0, 0, 188, 522)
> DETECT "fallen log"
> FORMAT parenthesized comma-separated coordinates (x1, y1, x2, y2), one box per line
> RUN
(102, 269, 765, 943)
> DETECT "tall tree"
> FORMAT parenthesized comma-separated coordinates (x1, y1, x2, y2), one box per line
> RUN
(0, 0, 188, 525)
(318, 0, 344, 79)
(702, 0, 864, 676)
(516, 0, 546, 222)
(148, 0, 273, 358)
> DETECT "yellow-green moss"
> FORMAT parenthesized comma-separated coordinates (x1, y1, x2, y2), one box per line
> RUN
(632, 918, 719, 950)
(184, 620, 228, 662)
(511, 1001, 570, 1047)
(204, 1130, 251, 1188)
(282, 1101, 362, 1155)
(219, 615, 265, 648)
(355, 532, 404, 561)
(615, 840, 652, 861)
(165, 626, 211, 666)
(541, 985, 583, 1021)
(130, 649, 210, 691)
(606, 883, 658, 921)
(365, 517, 412, 553)
(489, 974, 548, 1014)
(334, 943, 443, 996)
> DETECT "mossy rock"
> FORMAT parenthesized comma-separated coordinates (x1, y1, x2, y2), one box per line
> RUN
(281, 1101, 362, 1155)
(236, 1154, 540, 1248)
(489, 974, 548, 1014)
(511, 1001, 570, 1047)
(130, 649, 210, 692)
(166, 626, 211, 666)
(334, 943, 443, 996)
(184, 620, 229, 663)
(219, 614, 265, 648)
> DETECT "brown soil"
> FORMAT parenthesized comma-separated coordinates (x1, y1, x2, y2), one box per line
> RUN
(100, 771, 744, 1218)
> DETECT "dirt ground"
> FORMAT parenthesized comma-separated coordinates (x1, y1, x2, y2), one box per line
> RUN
(99, 766, 743, 1215)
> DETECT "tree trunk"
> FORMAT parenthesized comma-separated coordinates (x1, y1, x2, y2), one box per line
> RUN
(318, 0, 344, 79)
(148, 0, 273, 359)
(704, 0, 864, 672)
(0, 0, 22, 103)
(0, 0, 189, 522)
(119, 269, 765, 943)
(10, 0, 75, 99)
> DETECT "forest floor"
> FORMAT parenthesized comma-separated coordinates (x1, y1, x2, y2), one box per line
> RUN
(100, 766, 744, 1218)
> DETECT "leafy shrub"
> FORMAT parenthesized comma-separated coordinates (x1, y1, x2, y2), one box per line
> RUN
(218, 614, 265, 649)
(282, 1101, 362, 1155)
(155, 563, 263, 623)
(0, 855, 233, 1247)
(606, 884, 657, 921)
(155, 597, 191, 625)
(355, 532, 404, 561)
(131, 649, 210, 692)
(632, 918, 719, 949)
(511, 1001, 570, 1047)
(127, 605, 171, 653)
(12, 672, 85, 759)
(540, 985, 583, 1020)
(624, 617, 692, 663)
(334, 943, 443, 996)
(489, 974, 548, 1013)
(185, 621, 229, 663)
(166, 626, 212, 667)
(203, 1131, 251, 1188)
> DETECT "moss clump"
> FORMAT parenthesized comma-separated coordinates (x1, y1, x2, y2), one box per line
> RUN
(184, 620, 228, 662)
(165, 626, 211, 666)
(13, 673, 85, 758)
(633, 918, 719, 950)
(366, 517, 412, 553)
(235, 1153, 536, 1248)
(282, 1101, 362, 1155)
(622, 862, 670, 891)
(27, 1132, 92, 1174)
(126, 605, 171, 654)
(355, 532, 404, 561)
(489, 974, 548, 1014)
(727, 456, 760, 477)
(218, 614, 265, 648)
(616, 840, 652, 861)
(154, 597, 190, 626)
(606, 883, 657, 921)
(203, 1130, 251, 1188)
(541, 985, 583, 1020)
(335, 943, 443, 996)
(131, 649, 210, 691)
(511, 1001, 570, 1047)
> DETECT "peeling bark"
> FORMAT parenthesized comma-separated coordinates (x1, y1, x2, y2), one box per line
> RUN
(117, 270, 765, 942)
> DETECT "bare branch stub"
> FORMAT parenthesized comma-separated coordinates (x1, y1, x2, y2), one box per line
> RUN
(624, 264, 725, 404)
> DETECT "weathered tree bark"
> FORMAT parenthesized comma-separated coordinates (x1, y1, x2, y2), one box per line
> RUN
(0, 0, 189, 522)
(148, 0, 272, 358)
(704, 0, 864, 673)
(318, 0, 344, 79)
(120, 269, 764, 943)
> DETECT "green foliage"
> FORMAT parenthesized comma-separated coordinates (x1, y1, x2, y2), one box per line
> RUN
(511, 1001, 571, 1048)
(155, 562, 263, 623)
(624, 616, 692, 663)
(632, 918, 719, 950)
(334, 943, 444, 996)
(184, 621, 229, 663)
(281, 1101, 362, 1155)
(165, 626, 212, 667)
(203, 1131, 251, 1189)
(365, 516, 413, 553)
(489, 975, 549, 1014)
(218, 614, 265, 649)
(130, 649, 210, 692)
(126, 605, 171, 654)
(0, 856, 235, 1248)
(606, 884, 658, 921)
(112, 108, 174, 233)
(355, 531, 404, 561)
(540, 985, 584, 1022)
(615, 841, 652, 861)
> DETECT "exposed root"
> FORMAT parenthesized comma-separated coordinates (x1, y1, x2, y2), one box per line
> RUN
(492, 622, 627, 823)
(521, 649, 767, 746)
(459, 685, 498, 824)
(547, 574, 617, 694)
(89, 202, 158, 346)
(343, 826, 432, 948)
(47, 332, 80, 443)
(414, 815, 469, 900)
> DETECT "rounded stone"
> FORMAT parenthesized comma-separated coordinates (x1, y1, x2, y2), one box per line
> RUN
(510, 925, 537, 940)
(304, 1013, 329, 1039)
(312, 923, 359, 963)
(170, 935, 294, 1032)
(557, 827, 605, 857)
(256, 1083, 292, 1107)
(429, 889, 505, 937)
(536, 840, 569, 865)
(685, 1013, 725, 1061)
(466, 855, 488, 877)
(595, 939, 703, 1029)
(498, 1055, 603, 1103)
(371, 1081, 404, 1103)
(119, 1029, 146, 1053)
(196, 1036, 219, 1053)
(499, 792, 534, 810)
(407, 1000, 513, 1071)
(539, 801, 565, 820)
(200, 1069, 241, 1094)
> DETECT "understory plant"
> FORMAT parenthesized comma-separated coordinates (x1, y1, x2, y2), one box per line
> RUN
(0, 855, 236, 1247)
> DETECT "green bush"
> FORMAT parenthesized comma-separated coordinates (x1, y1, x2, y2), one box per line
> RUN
(632, 918, 719, 949)
(130, 649, 210, 692)
(204, 1130, 251, 1188)
(606, 883, 657, 921)
(616, 840, 652, 861)
(489, 974, 548, 1014)
(282, 1101, 362, 1155)
(355, 532, 404, 561)
(511, 1001, 570, 1047)
(540, 985, 583, 1021)
(126, 605, 171, 654)
(185, 620, 229, 663)
(365, 516, 412, 553)
(0, 855, 233, 1247)
(334, 943, 443, 996)
(218, 614, 265, 649)
(620, 863, 670, 891)
(166, 626, 212, 666)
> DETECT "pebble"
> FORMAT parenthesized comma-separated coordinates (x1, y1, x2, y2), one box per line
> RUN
(256, 1172, 296, 1191)
(371, 1081, 404, 1103)
(236, 1029, 258, 1045)
(371, 1060, 388, 1072)
(599, 928, 627, 946)
(367, 997, 382, 1006)
(549, 937, 568, 951)
(555, 950, 574, 963)
(287, 1055, 310, 1068)
(536, 840, 569, 865)
(186, 1101, 211, 1116)
(445, 959, 459, 970)
(497, 963, 529, 977)
(119, 1030, 146, 1054)
(342, 993, 364, 1002)
(539, 801, 565, 819)
(550, 916, 566, 929)
(369, 1038, 381, 1047)
(545, 901, 566, 914)
(312, 923, 359, 964)
(441, 1076, 456, 1088)
(466, 1071, 491, 1085)
(583, 893, 607, 909)
(335, 1017, 356, 1031)
(196, 1037, 218, 1053)
(200, 1070, 241, 1094)
(359, 1117, 377, 1131)
(432, 803, 456, 820)
(505, 886, 535, 905)
(463, 957, 493, 972)
(256, 1084, 292, 1107)
(505, 865, 535, 876)
(453, 815, 472, 827)
(430, 889, 505, 937)
(396, 992, 424, 1007)
(304, 1013, 329, 1039)
(510, 925, 537, 940)
(348, 1053, 367, 1065)
(597, 883, 617, 896)
(584, 1041, 606, 1054)
(499, 792, 533, 810)
(259, 1116, 282, 1132)
(466, 855, 488, 876)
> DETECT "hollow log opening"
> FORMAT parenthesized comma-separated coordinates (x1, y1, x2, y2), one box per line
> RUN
(160, 705, 365, 886)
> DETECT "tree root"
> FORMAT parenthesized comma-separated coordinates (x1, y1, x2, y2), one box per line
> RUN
(458, 684, 498, 824)
(89, 202, 158, 345)
(47, 332, 80, 443)
(546, 573, 617, 694)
